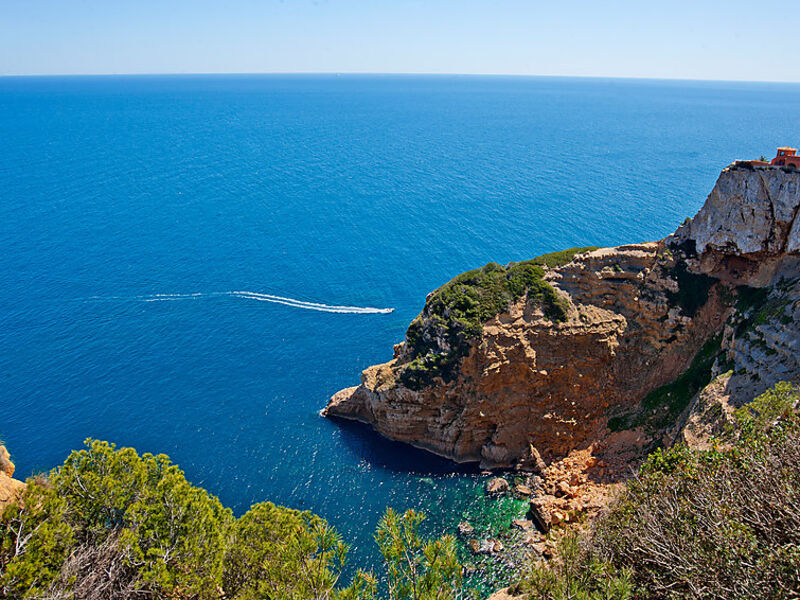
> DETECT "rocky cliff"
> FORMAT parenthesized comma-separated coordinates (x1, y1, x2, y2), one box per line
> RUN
(0, 445, 26, 509)
(324, 164, 800, 478)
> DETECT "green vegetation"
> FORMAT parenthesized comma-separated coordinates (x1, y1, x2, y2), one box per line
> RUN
(0, 440, 465, 600)
(514, 533, 635, 600)
(735, 285, 769, 314)
(735, 282, 796, 335)
(1, 440, 232, 600)
(513, 382, 800, 599)
(223, 502, 357, 599)
(375, 509, 462, 599)
(530, 248, 600, 269)
(400, 247, 597, 389)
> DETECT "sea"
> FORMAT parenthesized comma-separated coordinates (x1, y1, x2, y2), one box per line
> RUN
(1, 74, 799, 583)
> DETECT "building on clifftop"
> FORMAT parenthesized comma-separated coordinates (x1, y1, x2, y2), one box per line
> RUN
(771, 146, 800, 168)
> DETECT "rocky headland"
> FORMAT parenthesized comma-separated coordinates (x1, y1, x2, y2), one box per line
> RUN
(324, 163, 800, 526)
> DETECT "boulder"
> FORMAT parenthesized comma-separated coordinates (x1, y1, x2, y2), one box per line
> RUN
(0, 475, 25, 508)
(487, 588, 524, 600)
(0, 446, 25, 510)
(529, 494, 557, 532)
(488, 539, 504, 553)
(468, 538, 504, 555)
(511, 518, 533, 531)
(555, 480, 579, 498)
(521, 531, 543, 546)
(514, 483, 533, 497)
(485, 477, 510, 495)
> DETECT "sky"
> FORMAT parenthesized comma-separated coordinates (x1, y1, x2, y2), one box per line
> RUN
(2, 0, 798, 82)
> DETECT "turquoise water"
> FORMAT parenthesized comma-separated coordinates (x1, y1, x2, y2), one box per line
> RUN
(1, 74, 799, 577)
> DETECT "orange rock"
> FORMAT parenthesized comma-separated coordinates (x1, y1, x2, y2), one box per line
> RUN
(323, 167, 800, 529)
(324, 237, 730, 472)
(485, 477, 510, 495)
(555, 481, 572, 498)
(0, 446, 25, 510)
(514, 483, 533, 497)
(512, 518, 532, 530)
(0, 446, 14, 478)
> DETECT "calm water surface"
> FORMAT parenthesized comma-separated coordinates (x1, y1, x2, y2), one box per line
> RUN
(1, 74, 799, 575)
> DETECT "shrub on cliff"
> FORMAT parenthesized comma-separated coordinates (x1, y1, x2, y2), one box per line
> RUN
(400, 247, 596, 389)
(515, 533, 634, 600)
(514, 381, 800, 600)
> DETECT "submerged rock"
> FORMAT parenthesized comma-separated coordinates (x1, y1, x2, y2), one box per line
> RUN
(467, 538, 504, 555)
(511, 518, 533, 531)
(513, 483, 533, 497)
(457, 521, 475, 537)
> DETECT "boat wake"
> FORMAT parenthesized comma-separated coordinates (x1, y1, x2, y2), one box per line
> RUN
(86, 291, 394, 314)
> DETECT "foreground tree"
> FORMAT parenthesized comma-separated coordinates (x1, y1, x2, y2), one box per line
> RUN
(375, 508, 463, 600)
(1, 440, 233, 599)
(0, 440, 463, 600)
(223, 501, 377, 600)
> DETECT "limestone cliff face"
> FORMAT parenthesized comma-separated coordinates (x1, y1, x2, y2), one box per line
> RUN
(324, 165, 800, 469)
(0, 445, 26, 509)
(673, 164, 800, 286)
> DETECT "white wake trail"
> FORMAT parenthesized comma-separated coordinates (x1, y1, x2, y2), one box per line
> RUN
(228, 291, 394, 314)
(141, 293, 206, 302)
(87, 291, 394, 314)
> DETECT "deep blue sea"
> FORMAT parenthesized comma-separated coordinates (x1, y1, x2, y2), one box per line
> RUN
(2, 74, 799, 578)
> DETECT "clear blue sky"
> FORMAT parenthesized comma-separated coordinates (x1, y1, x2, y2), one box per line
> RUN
(2, 0, 798, 82)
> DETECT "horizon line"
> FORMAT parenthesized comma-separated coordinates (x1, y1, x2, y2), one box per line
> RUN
(2, 71, 800, 85)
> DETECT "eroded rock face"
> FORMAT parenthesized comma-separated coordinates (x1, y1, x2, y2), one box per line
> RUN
(324, 165, 800, 469)
(673, 166, 800, 286)
(675, 262, 800, 447)
(325, 244, 728, 469)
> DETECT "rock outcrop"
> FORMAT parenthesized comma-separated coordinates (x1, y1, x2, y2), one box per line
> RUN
(324, 164, 800, 473)
(0, 445, 26, 509)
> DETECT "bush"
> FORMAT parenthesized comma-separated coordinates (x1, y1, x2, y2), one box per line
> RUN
(375, 509, 462, 600)
(1, 439, 233, 599)
(400, 247, 596, 389)
(513, 533, 634, 600)
(0, 440, 463, 600)
(223, 501, 362, 600)
(516, 382, 800, 600)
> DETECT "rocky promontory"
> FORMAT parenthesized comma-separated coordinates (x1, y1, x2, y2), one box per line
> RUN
(324, 164, 800, 483)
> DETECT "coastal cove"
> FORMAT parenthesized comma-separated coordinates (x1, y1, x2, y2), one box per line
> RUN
(2, 73, 800, 578)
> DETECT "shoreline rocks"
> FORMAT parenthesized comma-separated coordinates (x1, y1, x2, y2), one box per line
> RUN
(485, 477, 510, 495)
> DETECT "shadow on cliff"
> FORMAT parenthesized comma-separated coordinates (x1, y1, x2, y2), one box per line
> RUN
(330, 417, 480, 476)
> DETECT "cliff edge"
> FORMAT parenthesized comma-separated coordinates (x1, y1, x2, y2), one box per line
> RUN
(324, 164, 800, 479)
